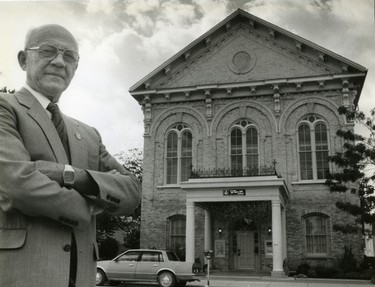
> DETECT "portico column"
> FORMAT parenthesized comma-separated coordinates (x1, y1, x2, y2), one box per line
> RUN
(204, 210, 212, 264)
(271, 200, 284, 277)
(186, 201, 195, 262)
(282, 207, 287, 260)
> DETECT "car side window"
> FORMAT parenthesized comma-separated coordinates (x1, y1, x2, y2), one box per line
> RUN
(141, 251, 161, 262)
(118, 251, 140, 262)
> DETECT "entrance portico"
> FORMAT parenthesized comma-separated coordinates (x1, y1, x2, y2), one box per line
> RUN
(181, 175, 289, 277)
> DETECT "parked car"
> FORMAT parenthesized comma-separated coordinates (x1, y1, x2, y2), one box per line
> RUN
(96, 249, 200, 287)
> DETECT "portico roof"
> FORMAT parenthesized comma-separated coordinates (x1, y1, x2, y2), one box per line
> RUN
(181, 175, 289, 207)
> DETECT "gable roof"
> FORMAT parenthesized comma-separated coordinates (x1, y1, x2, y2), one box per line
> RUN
(129, 9, 366, 100)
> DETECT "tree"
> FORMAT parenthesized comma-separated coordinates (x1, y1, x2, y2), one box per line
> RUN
(96, 148, 143, 248)
(325, 106, 375, 234)
(0, 86, 15, 94)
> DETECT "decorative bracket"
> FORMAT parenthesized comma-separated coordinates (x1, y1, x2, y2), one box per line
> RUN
(295, 41, 302, 51)
(184, 51, 191, 61)
(273, 85, 281, 116)
(142, 95, 152, 135)
(342, 79, 350, 108)
(205, 90, 213, 120)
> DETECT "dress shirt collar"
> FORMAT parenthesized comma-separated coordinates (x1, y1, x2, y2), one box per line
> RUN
(24, 84, 55, 110)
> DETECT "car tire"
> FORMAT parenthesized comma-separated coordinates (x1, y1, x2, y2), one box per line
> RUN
(96, 269, 107, 286)
(158, 271, 176, 287)
(177, 281, 187, 287)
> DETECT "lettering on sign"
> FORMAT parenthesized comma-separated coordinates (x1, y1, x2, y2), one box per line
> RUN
(223, 189, 246, 196)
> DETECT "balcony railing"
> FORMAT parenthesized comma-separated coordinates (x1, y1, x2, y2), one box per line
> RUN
(190, 165, 277, 179)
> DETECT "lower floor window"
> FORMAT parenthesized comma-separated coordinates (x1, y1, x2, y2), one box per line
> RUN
(167, 215, 186, 260)
(304, 214, 329, 256)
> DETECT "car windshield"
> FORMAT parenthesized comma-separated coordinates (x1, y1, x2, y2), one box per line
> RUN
(166, 251, 180, 261)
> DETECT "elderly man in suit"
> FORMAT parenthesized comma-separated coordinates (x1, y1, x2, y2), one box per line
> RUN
(0, 24, 141, 287)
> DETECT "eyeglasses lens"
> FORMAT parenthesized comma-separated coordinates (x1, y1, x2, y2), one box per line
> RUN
(39, 44, 79, 63)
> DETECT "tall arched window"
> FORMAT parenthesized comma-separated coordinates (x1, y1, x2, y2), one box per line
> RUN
(230, 120, 259, 172)
(166, 124, 192, 184)
(298, 115, 329, 181)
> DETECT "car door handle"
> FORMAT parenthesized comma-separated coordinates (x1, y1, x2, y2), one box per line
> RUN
(153, 264, 158, 267)
(129, 263, 134, 266)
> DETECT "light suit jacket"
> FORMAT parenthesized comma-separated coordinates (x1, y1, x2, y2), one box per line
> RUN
(0, 88, 141, 287)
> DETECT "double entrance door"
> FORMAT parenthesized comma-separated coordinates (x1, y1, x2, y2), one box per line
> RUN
(236, 231, 255, 269)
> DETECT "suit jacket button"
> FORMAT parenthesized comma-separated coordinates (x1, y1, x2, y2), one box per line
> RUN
(63, 244, 71, 252)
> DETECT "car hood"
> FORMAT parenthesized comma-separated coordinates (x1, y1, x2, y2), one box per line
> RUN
(97, 260, 112, 269)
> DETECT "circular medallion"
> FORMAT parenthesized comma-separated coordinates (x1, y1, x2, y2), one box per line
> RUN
(227, 49, 256, 74)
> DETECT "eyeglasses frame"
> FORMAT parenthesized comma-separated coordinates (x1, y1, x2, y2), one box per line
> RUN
(25, 44, 80, 64)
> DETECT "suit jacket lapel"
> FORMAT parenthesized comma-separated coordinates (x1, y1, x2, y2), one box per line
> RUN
(64, 117, 86, 168)
(15, 88, 69, 164)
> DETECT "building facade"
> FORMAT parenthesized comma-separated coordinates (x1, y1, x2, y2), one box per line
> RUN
(129, 10, 367, 277)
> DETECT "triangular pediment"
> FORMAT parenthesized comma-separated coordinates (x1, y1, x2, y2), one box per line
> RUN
(159, 25, 340, 89)
(130, 9, 366, 97)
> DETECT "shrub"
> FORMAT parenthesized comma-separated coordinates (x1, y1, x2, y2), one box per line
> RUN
(296, 263, 310, 276)
(314, 265, 338, 278)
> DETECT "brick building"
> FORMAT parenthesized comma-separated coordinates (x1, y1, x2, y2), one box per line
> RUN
(129, 9, 367, 276)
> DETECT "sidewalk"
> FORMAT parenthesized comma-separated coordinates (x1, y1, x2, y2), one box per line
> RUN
(186, 274, 374, 287)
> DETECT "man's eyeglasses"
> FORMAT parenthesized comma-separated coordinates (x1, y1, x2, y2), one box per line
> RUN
(26, 44, 79, 64)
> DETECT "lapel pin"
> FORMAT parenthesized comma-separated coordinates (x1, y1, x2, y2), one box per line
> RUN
(75, 132, 82, 140)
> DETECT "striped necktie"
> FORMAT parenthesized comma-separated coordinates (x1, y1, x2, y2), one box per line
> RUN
(47, 103, 71, 162)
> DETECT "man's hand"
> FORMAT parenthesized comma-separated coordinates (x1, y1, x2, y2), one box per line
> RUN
(35, 160, 99, 196)
(107, 169, 121, 175)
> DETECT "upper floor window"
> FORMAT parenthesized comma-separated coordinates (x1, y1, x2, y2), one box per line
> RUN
(298, 115, 329, 181)
(166, 124, 192, 184)
(230, 120, 259, 171)
(304, 213, 330, 257)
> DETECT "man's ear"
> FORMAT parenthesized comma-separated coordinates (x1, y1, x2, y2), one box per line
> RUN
(17, 50, 27, 71)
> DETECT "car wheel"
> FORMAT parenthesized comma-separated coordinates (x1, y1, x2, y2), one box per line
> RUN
(96, 269, 107, 286)
(158, 271, 176, 287)
(177, 281, 187, 287)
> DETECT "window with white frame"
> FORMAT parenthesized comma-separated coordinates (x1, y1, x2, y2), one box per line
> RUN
(298, 115, 330, 181)
(230, 120, 259, 171)
(304, 213, 330, 256)
(165, 124, 192, 184)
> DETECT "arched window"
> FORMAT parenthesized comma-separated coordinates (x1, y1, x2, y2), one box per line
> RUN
(167, 215, 186, 260)
(298, 115, 329, 181)
(303, 213, 330, 256)
(165, 124, 192, 184)
(230, 120, 259, 171)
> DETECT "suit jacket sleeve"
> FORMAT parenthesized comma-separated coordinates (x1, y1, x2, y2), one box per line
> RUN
(84, 127, 141, 216)
(0, 95, 92, 230)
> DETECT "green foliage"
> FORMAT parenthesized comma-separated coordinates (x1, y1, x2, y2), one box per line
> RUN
(326, 106, 375, 234)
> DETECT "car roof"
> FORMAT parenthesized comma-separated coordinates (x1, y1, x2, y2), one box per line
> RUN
(126, 249, 167, 252)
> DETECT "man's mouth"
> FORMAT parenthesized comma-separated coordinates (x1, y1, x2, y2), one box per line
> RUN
(46, 72, 65, 79)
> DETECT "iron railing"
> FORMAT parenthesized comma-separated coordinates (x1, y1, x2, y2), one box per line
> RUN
(190, 165, 277, 179)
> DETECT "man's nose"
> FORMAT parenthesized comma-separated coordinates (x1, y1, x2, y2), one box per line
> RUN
(50, 53, 66, 66)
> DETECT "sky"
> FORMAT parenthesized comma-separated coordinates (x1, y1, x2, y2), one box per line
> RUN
(0, 0, 374, 155)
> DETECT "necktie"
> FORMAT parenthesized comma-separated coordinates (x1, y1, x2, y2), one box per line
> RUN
(47, 103, 71, 162)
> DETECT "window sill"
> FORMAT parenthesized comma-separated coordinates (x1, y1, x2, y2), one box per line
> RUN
(156, 184, 181, 189)
(292, 180, 327, 185)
